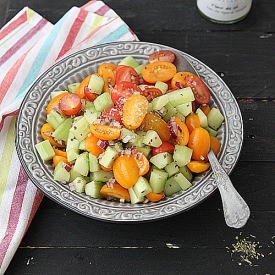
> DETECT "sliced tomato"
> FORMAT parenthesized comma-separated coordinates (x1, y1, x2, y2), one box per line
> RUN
(148, 50, 176, 63)
(141, 87, 162, 101)
(111, 81, 142, 106)
(98, 63, 117, 93)
(101, 106, 122, 124)
(184, 75, 211, 104)
(84, 86, 98, 102)
(115, 65, 139, 85)
(141, 61, 177, 84)
(59, 93, 82, 116)
(151, 141, 175, 156)
(90, 123, 121, 140)
(171, 71, 195, 89)
(77, 75, 91, 99)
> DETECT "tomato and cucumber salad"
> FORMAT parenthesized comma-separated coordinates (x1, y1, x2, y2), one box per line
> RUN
(35, 50, 224, 204)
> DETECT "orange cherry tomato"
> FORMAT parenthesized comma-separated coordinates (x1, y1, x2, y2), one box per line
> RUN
(148, 50, 176, 64)
(187, 161, 210, 173)
(41, 123, 65, 148)
(122, 94, 148, 130)
(59, 93, 82, 116)
(53, 155, 70, 167)
(46, 92, 68, 114)
(140, 112, 171, 141)
(210, 136, 221, 156)
(98, 63, 117, 93)
(141, 61, 177, 84)
(141, 87, 162, 101)
(90, 123, 121, 141)
(85, 134, 104, 157)
(53, 148, 67, 158)
(146, 191, 165, 202)
(113, 155, 140, 189)
(133, 152, 150, 176)
(171, 72, 195, 89)
(200, 104, 211, 116)
(100, 182, 130, 202)
(171, 117, 189, 146)
(185, 113, 201, 133)
(77, 75, 91, 99)
(188, 127, 210, 161)
(99, 164, 113, 172)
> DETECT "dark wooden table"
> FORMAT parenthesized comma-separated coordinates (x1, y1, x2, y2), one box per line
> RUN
(2, 1, 275, 274)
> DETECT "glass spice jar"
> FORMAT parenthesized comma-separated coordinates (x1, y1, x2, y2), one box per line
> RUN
(197, 0, 253, 24)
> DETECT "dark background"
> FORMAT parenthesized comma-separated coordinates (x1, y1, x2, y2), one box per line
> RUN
(1, 0, 275, 274)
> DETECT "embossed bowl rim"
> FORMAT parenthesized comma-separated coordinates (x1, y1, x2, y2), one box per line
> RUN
(16, 41, 243, 223)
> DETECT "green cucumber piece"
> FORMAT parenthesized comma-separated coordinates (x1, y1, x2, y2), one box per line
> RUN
(71, 176, 87, 193)
(53, 161, 70, 182)
(70, 116, 90, 142)
(133, 177, 152, 198)
(69, 166, 82, 182)
(84, 109, 99, 124)
(91, 170, 113, 182)
(78, 140, 86, 151)
(128, 188, 144, 204)
(93, 92, 113, 112)
(196, 108, 208, 128)
(155, 81, 168, 94)
(134, 64, 144, 76)
(99, 146, 118, 168)
(143, 130, 162, 147)
(46, 110, 66, 129)
(174, 172, 192, 191)
(168, 87, 195, 107)
(207, 107, 225, 130)
(176, 102, 192, 117)
(84, 101, 97, 113)
(163, 102, 177, 121)
(150, 152, 173, 169)
(165, 162, 179, 177)
(66, 132, 79, 151)
(164, 176, 182, 196)
(67, 148, 79, 162)
(35, 140, 55, 161)
(173, 145, 193, 167)
(149, 168, 168, 193)
(85, 181, 104, 199)
(152, 94, 169, 111)
(68, 82, 80, 93)
(50, 90, 67, 99)
(88, 74, 104, 95)
(204, 126, 218, 137)
(136, 146, 151, 157)
(74, 152, 89, 176)
(89, 153, 100, 172)
(118, 56, 140, 68)
(179, 166, 193, 181)
(52, 118, 73, 142)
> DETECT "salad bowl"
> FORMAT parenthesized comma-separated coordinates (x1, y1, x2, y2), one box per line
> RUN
(15, 41, 243, 222)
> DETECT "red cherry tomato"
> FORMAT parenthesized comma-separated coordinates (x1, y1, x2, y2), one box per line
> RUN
(184, 75, 211, 104)
(141, 87, 162, 101)
(151, 141, 175, 156)
(148, 50, 176, 64)
(59, 93, 82, 116)
(84, 87, 98, 102)
(111, 81, 142, 106)
(101, 106, 122, 123)
(115, 65, 139, 85)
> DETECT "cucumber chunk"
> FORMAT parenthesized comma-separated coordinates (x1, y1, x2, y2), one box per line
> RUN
(70, 117, 90, 142)
(35, 140, 55, 161)
(196, 108, 208, 128)
(176, 102, 192, 117)
(155, 81, 168, 94)
(152, 94, 169, 111)
(69, 166, 82, 182)
(54, 161, 70, 182)
(85, 181, 104, 199)
(128, 188, 145, 204)
(74, 152, 89, 176)
(165, 162, 179, 177)
(164, 176, 182, 196)
(173, 145, 193, 167)
(143, 130, 162, 147)
(71, 176, 87, 193)
(149, 168, 168, 193)
(179, 166, 193, 181)
(52, 118, 73, 142)
(133, 177, 152, 198)
(50, 90, 67, 99)
(93, 92, 113, 112)
(91, 170, 113, 182)
(89, 153, 100, 172)
(46, 110, 66, 129)
(163, 102, 177, 121)
(168, 87, 195, 107)
(150, 152, 173, 169)
(118, 56, 140, 68)
(68, 82, 80, 93)
(174, 172, 192, 191)
(99, 146, 118, 168)
(88, 74, 104, 95)
(207, 107, 224, 130)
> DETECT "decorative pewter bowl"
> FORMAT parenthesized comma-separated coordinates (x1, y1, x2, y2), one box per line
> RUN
(15, 41, 243, 222)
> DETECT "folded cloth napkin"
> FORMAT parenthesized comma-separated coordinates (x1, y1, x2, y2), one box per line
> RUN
(0, 1, 138, 273)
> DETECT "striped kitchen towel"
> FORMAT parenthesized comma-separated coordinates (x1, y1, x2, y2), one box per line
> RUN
(0, 1, 138, 273)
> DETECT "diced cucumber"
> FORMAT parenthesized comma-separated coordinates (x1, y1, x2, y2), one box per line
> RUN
(179, 166, 193, 181)
(152, 94, 169, 111)
(147, 102, 153, 113)
(53, 161, 70, 182)
(168, 87, 195, 107)
(66, 132, 79, 151)
(207, 107, 225, 130)
(136, 146, 151, 157)
(163, 102, 177, 121)
(173, 145, 193, 167)
(143, 130, 162, 147)
(85, 181, 104, 199)
(128, 188, 145, 204)
(149, 168, 168, 193)
(70, 116, 90, 142)
(174, 172, 192, 191)
(204, 126, 218, 137)
(67, 148, 79, 162)
(91, 170, 113, 182)
(118, 56, 140, 68)
(164, 176, 182, 196)
(35, 140, 55, 161)
(99, 146, 118, 168)
(71, 176, 87, 193)
(113, 142, 123, 153)
(174, 111, 185, 122)
(88, 74, 104, 95)
(84, 109, 99, 124)
(196, 108, 208, 128)
(176, 102, 192, 117)
(165, 162, 179, 177)
(133, 177, 152, 198)
(134, 64, 144, 76)
(120, 128, 136, 143)
(52, 118, 73, 142)
(150, 152, 173, 169)
(93, 92, 113, 112)
(74, 152, 89, 176)
(46, 110, 66, 129)
(78, 140, 86, 151)
(69, 166, 82, 182)
(68, 82, 80, 93)
(89, 153, 100, 172)
(84, 101, 97, 113)
(155, 81, 168, 94)
(50, 90, 67, 99)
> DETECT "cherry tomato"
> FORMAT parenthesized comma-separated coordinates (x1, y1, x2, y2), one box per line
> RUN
(185, 113, 201, 133)
(98, 63, 117, 93)
(115, 65, 139, 85)
(171, 117, 189, 146)
(148, 50, 176, 63)
(100, 182, 130, 202)
(113, 155, 139, 188)
(140, 112, 171, 141)
(151, 141, 175, 156)
(200, 104, 211, 116)
(188, 127, 210, 161)
(85, 135, 103, 157)
(59, 93, 82, 116)
(77, 75, 91, 99)
(101, 106, 122, 124)
(133, 152, 150, 176)
(187, 161, 210, 173)
(141, 87, 162, 101)
(111, 81, 142, 106)
(122, 94, 148, 130)
(210, 136, 221, 156)
(146, 191, 165, 203)
(46, 92, 68, 114)
(184, 75, 211, 104)
(90, 123, 121, 140)
(171, 72, 195, 89)
(84, 87, 98, 102)
(141, 61, 177, 84)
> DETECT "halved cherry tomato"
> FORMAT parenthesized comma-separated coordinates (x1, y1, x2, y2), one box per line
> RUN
(46, 92, 68, 114)
(188, 127, 210, 161)
(210, 136, 221, 156)
(184, 75, 211, 104)
(111, 81, 142, 106)
(185, 113, 201, 133)
(141, 61, 177, 84)
(41, 123, 65, 147)
(146, 191, 165, 202)
(59, 93, 82, 116)
(171, 71, 195, 89)
(85, 134, 104, 157)
(141, 87, 162, 101)
(171, 117, 189, 146)
(53, 148, 67, 158)
(151, 141, 174, 156)
(122, 94, 148, 130)
(98, 63, 117, 93)
(90, 123, 121, 140)
(133, 152, 150, 176)
(148, 50, 176, 64)
(187, 161, 210, 173)
(100, 182, 130, 202)
(140, 112, 171, 141)
(99, 164, 113, 172)
(113, 155, 139, 188)
(101, 106, 122, 124)
(200, 104, 211, 116)
(115, 65, 139, 85)
(77, 75, 91, 99)
(84, 87, 98, 102)
(53, 155, 70, 167)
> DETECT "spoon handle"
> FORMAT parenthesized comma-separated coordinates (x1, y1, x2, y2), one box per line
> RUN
(207, 150, 250, 228)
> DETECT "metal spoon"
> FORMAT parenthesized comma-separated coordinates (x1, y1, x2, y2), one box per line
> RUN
(207, 149, 250, 228)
